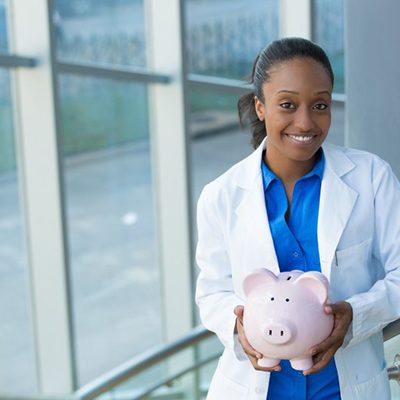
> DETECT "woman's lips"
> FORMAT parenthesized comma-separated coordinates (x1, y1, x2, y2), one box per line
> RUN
(285, 134, 317, 145)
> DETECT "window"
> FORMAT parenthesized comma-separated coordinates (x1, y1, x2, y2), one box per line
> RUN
(54, 0, 146, 67)
(312, 0, 345, 94)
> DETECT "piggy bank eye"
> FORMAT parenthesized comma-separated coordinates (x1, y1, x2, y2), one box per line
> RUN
(270, 297, 275, 301)
(285, 298, 290, 302)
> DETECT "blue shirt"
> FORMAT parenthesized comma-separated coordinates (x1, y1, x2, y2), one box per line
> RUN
(261, 150, 341, 400)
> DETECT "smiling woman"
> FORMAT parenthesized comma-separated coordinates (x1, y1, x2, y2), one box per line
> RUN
(195, 37, 400, 400)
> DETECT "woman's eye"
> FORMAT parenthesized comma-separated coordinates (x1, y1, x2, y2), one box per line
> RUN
(280, 102, 295, 109)
(314, 103, 329, 110)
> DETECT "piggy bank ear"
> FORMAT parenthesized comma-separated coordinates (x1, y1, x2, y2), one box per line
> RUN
(294, 272, 329, 304)
(243, 268, 277, 297)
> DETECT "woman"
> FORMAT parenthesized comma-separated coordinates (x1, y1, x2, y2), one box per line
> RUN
(195, 37, 400, 399)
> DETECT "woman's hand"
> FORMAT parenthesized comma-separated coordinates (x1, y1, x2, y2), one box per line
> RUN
(233, 306, 281, 372)
(303, 301, 353, 376)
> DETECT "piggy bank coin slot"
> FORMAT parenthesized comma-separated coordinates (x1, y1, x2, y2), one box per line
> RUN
(287, 276, 292, 280)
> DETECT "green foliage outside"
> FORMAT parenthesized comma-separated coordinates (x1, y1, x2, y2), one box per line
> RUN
(59, 76, 148, 156)
(0, 99, 16, 173)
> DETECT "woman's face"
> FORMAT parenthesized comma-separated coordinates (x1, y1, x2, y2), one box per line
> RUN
(255, 57, 332, 164)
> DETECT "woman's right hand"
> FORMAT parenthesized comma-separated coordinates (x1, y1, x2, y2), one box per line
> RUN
(234, 306, 281, 372)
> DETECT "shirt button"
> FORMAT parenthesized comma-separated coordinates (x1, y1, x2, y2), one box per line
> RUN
(293, 251, 299, 257)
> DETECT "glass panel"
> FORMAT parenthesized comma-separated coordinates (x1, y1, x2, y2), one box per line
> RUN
(190, 89, 252, 208)
(313, 0, 345, 93)
(0, 70, 37, 393)
(0, 0, 8, 52)
(53, 0, 146, 67)
(58, 75, 162, 385)
(185, 0, 280, 80)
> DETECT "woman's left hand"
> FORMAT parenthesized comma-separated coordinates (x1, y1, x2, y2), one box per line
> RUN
(303, 301, 353, 376)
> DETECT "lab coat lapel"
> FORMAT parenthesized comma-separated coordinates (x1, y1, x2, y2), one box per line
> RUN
(233, 138, 280, 275)
(318, 144, 358, 281)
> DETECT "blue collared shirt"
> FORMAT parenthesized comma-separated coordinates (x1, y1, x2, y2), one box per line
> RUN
(261, 150, 341, 400)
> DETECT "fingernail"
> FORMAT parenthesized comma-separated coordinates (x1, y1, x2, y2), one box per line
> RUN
(310, 349, 317, 355)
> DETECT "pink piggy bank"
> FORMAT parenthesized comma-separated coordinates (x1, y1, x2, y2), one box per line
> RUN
(242, 268, 334, 371)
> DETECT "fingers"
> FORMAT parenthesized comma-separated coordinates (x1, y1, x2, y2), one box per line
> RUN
(234, 308, 281, 372)
(233, 305, 244, 321)
(303, 351, 335, 376)
(236, 317, 262, 359)
(310, 334, 341, 357)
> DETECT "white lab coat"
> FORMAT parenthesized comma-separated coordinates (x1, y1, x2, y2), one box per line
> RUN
(195, 137, 400, 399)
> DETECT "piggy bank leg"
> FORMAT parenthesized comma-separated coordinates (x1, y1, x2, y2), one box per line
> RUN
(290, 357, 313, 371)
(257, 357, 280, 368)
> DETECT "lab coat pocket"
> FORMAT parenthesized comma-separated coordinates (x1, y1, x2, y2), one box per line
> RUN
(331, 238, 373, 297)
(335, 238, 373, 270)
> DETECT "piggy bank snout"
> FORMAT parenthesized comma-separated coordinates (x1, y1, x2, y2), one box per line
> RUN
(262, 320, 293, 345)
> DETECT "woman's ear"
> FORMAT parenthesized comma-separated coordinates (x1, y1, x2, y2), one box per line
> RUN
(254, 96, 265, 121)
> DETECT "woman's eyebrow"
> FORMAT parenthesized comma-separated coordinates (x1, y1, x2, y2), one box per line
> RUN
(276, 90, 331, 96)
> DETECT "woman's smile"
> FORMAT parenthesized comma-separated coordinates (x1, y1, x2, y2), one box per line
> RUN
(284, 133, 319, 146)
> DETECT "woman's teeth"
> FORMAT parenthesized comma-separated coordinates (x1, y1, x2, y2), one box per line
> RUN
(286, 134, 315, 143)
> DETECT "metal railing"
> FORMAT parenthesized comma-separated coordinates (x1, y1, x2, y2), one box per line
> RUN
(2, 319, 400, 400)
(75, 325, 216, 400)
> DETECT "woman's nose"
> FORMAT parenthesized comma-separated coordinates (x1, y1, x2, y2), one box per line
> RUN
(294, 108, 315, 132)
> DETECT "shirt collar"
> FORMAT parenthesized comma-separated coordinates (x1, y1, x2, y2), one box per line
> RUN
(261, 148, 325, 191)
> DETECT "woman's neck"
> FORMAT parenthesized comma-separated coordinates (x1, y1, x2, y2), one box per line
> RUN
(264, 148, 320, 185)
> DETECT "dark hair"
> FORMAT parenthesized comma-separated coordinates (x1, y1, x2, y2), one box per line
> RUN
(238, 37, 334, 149)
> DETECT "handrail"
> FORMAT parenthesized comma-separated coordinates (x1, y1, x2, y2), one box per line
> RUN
(75, 318, 400, 399)
(75, 325, 214, 399)
(383, 318, 400, 342)
(131, 353, 221, 400)
(2, 319, 399, 400)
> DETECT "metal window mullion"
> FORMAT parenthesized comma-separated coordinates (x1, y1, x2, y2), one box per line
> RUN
(280, 0, 312, 39)
(9, 0, 75, 393)
(0, 54, 37, 68)
(145, 0, 193, 342)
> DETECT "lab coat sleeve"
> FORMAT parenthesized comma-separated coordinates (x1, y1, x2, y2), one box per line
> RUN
(195, 185, 247, 361)
(345, 161, 400, 347)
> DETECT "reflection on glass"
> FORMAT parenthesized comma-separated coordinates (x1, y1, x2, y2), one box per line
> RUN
(0, 70, 36, 393)
(185, 0, 279, 80)
(53, 0, 146, 67)
(313, 0, 345, 93)
(58, 75, 161, 385)
(189, 89, 253, 310)
(189, 89, 252, 204)
(0, 0, 8, 52)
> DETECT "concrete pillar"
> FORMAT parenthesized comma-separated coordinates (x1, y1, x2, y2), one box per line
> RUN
(344, 0, 400, 176)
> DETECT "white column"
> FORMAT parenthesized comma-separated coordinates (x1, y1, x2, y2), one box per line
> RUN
(344, 0, 400, 176)
(8, 0, 75, 393)
(145, 0, 193, 342)
(280, 0, 312, 39)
